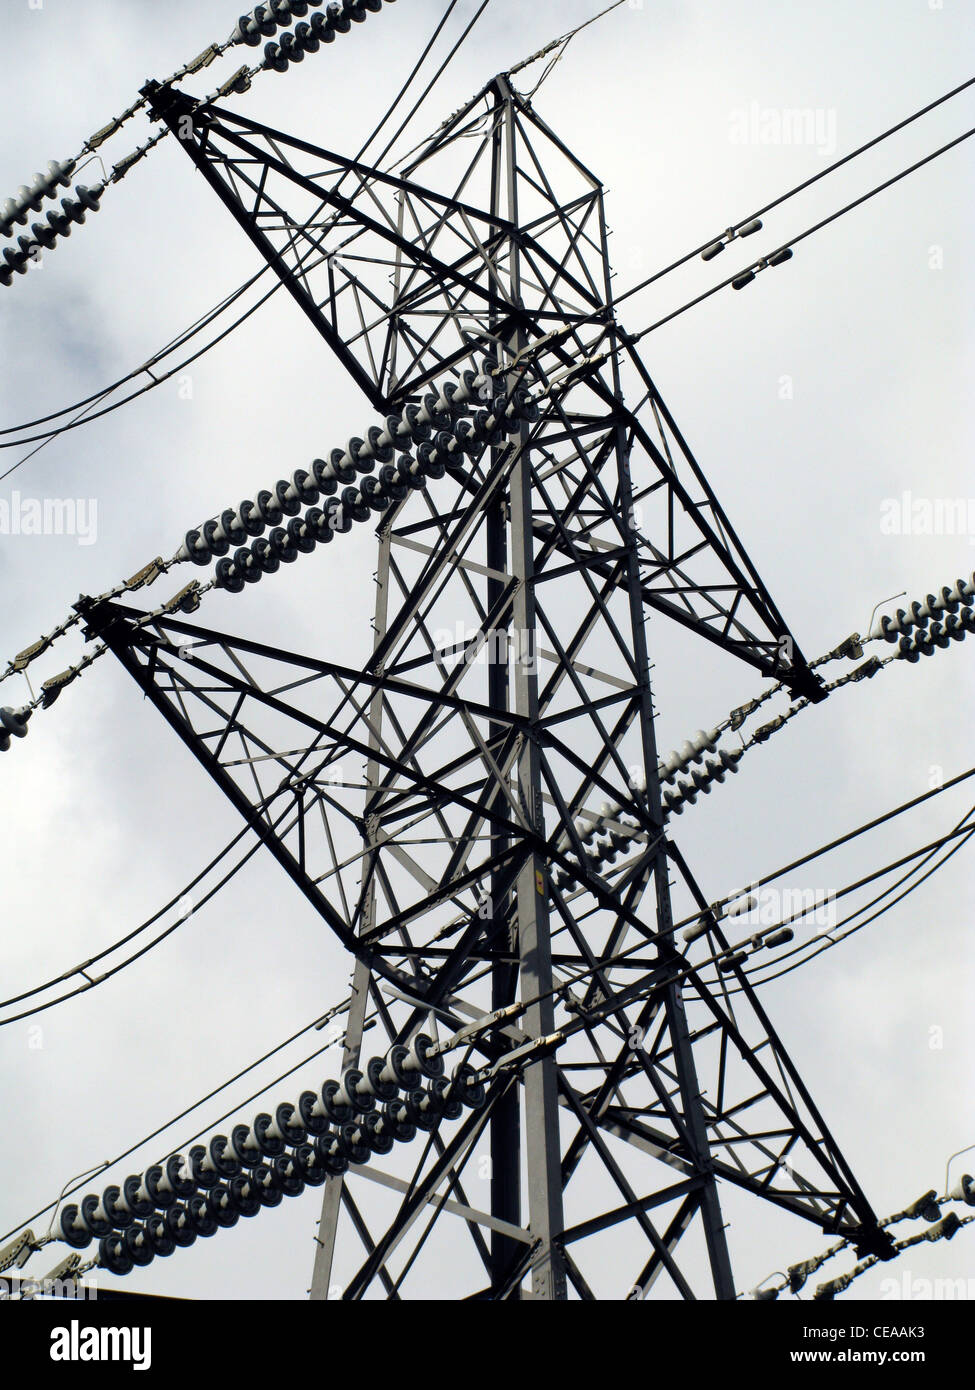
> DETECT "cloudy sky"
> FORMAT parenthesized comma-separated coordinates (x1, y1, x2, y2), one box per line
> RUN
(1, 0, 973, 1301)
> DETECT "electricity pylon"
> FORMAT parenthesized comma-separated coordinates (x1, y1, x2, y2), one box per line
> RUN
(85, 71, 893, 1299)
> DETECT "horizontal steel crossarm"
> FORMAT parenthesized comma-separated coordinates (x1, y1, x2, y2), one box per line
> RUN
(624, 336, 826, 699)
(147, 93, 517, 247)
(87, 604, 666, 957)
(533, 526, 788, 681)
(562, 1032, 865, 1241)
(599, 1110, 860, 1236)
(147, 93, 515, 410)
(150, 96, 604, 406)
(530, 339, 823, 695)
(542, 946, 884, 1243)
(552, 1050, 852, 1235)
(669, 846, 887, 1247)
(152, 81, 822, 697)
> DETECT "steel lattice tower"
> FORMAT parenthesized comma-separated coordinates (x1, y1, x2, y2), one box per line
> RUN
(82, 71, 895, 1299)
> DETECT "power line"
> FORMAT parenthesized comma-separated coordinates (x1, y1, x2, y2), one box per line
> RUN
(0, 999, 356, 1248)
(428, 797, 975, 1066)
(391, 756, 975, 1028)
(0, 840, 260, 1029)
(354, 0, 463, 165)
(753, 1181, 975, 1300)
(0, 265, 273, 444)
(700, 764, 975, 918)
(0, 742, 366, 1025)
(372, 0, 496, 169)
(0, 281, 284, 480)
(12, 23, 961, 477)
(496, 815, 975, 1096)
(0, 829, 258, 1022)
(10, 807, 968, 1258)
(4, 8, 970, 1300)
(732, 812, 975, 993)
(560, 763, 975, 946)
(512, 0, 631, 98)
(6, 790, 969, 1273)
(6, 39, 969, 477)
(628, 123, 975, 342)
(0, 4, 475, 473)
(614, 73, 975, 310)
(446, 812, 975, 1109)
(688, 820, 975, 972)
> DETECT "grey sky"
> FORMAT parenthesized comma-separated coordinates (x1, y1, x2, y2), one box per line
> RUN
(1, 0, 973, 1300)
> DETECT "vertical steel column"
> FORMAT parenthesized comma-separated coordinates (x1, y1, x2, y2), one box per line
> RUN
(486, 87, 522, 1293)
(596, 189, 736, 1300)
(308, 530, 393, 1300)
(497, 76, 566, 1301)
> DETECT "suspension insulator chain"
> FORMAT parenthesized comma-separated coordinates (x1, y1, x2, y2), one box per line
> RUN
(52, 1039, 486, 1277)
(230, 1, 394, 73)
(175, 358, 541, 594)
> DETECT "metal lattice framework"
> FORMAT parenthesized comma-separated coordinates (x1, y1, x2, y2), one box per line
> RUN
(80, 72, 894, 1299)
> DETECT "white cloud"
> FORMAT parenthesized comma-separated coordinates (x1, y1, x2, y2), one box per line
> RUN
(1, 0, 973, 1301)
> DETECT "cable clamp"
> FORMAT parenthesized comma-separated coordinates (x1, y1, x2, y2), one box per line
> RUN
(752, 715, 786, 744)
(125, 558, 166, 592)
(213, 66, 253, 101)
(11, 638, 51, 671)
(729, 698, 759, 731)
(0, 1231, 37, 1274)
(183, 45, 221, 76)
(162, 581, 202, 616)
(40, 667, 80, 708)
